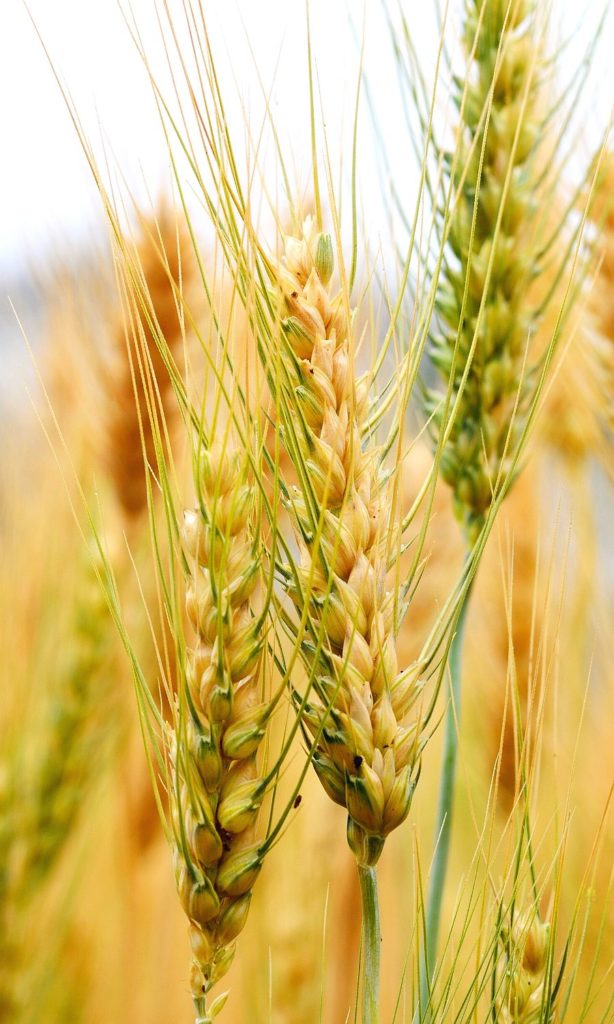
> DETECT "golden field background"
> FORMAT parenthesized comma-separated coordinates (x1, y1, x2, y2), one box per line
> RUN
(0, 169, 613, 1021)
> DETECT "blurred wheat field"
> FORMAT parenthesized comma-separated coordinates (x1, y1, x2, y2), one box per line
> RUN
(1, 1, 613, 1022)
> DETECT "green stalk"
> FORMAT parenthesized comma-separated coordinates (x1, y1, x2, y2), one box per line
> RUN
(419, 584, 472, 1020)
(194, 1001, 208, 1024)
(358, 864, 381, 1024)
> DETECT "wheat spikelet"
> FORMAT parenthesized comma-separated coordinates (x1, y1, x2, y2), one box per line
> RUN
(105, 204, 193, 519)
(275, 218, 425, 867)
(171, 441, 273, 1022)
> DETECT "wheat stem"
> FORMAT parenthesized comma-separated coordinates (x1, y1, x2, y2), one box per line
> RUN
(419, 579, 471, 1021)
(358, 864, 381, 1024)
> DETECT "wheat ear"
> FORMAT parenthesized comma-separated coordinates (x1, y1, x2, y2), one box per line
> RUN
(274, 217, 429, 1024)
(422, 0, 565, 1004)
(430, 0, 550, 542)
(0, 547, 113, 1020)
(278, 217, 423, 867)
(172, 442, 272, 1023)
(585, 152, 614, 439)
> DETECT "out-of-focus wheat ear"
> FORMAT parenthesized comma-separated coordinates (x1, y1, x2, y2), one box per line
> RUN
(0, 746, 18, 1020)
(493, 903, 555, 1023)
(584, 152, 614, 443)
(260, 778, 345, 1024)
(0, 543, 116, 1021)
(104, 202, 194, 521)
(539, 323, 604, 464)
(40, 260, 110, 465)
(536, 157, 613, 466)
(473, 457, 544, 807)
(27, 548, 116, 884)
(396, 443, 464, 666)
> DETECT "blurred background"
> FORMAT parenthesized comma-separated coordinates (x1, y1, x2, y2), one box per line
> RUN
(1, 0, 612, 405)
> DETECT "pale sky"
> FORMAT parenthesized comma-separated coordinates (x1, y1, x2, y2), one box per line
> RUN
(0, 0, 611, 280)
